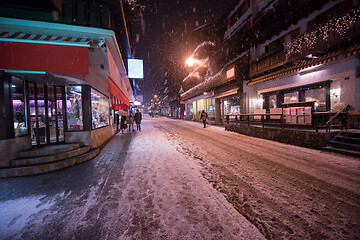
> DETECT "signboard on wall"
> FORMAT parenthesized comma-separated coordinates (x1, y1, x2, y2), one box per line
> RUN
(135, 95, 143, 102)
(127, 59, 143, 79)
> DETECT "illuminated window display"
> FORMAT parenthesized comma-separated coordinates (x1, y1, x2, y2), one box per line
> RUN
(305, 88, 326, 111)
(11, 77, 28, 137)
(269, 94, 277, 108)
(67, 86, 83, 131)
(223, 95, 240, 115)
(284, 92, 299, 103)
(91, 88, 109, 129)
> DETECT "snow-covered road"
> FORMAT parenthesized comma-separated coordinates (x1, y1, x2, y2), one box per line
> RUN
(153, 118, 360, 239)
(0, 117, 359, 239)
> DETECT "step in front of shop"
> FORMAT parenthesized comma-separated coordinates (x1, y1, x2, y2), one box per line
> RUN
(11, 146, 91, 167)
(0, 148, 99, 178)
(17, 143, 81, 158)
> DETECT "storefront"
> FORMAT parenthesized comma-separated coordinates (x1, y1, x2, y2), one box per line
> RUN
(0, 17, 132, 166)
(212, 87, 240, 123)
(244, 54, 359, 126)
(185, 94, 215, 121)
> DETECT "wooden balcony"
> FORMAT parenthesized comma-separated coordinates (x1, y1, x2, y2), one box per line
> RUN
(249, 50, 287, 77)
(250, 7, 360, 78)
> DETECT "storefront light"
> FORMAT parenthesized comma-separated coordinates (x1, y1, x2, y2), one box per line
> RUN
(5, 70, 46, 74)
(226, 67, 235, 79)
(330, 88, 341, 97)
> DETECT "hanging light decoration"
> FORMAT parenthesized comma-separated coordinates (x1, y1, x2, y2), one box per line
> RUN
(284, 8, 360, 59)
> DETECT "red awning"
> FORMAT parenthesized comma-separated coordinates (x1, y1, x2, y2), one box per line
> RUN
(0, 41, 88, 74)
(108, 77, 129, 110)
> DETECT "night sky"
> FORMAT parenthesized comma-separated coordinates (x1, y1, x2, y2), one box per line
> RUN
(132, 0, 231, 104)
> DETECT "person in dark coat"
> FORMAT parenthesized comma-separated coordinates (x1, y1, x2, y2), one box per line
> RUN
(200, 110, 208, 128)
(120, 114, 127, 133)
(128, 111, 135, 131)
(134, 109, 142, 131)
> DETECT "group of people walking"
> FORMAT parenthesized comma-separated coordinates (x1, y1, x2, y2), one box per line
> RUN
(120, 109, 142, 133)
(118, 109, 209, 133)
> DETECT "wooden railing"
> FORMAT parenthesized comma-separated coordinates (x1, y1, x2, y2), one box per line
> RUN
(225, 108, 353, 132)
(249, 50, 287, 77)
(225, 113, 284, 128)
(325, 105, 349, 133)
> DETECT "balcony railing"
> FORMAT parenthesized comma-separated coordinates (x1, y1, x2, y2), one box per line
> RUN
(284, 7, 360, 61)
(249, 8, 360, 78)
(249, 50, 287, 77)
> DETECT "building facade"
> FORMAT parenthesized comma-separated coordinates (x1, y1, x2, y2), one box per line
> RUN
(180, 0, 360, 128)
(0, 0, 134, 167)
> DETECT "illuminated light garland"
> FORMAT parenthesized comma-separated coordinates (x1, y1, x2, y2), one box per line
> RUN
(284, 8, 360, 60)
(181, 68, 224, 98)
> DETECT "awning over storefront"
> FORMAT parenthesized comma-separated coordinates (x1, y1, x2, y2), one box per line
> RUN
(0, 31, 92, 47)
(213, 88, 239, 98)
(108, 76, 129, 110)
(0, 41, 88, 74)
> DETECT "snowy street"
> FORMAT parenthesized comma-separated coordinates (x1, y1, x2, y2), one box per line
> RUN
(1, 117, 360, 239)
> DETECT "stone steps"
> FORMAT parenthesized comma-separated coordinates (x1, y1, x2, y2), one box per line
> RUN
(17, 143, 81, 158)
(0, 144, 99, 178)
(323, 146, 360, 158)
(324, 130, 360, 157)
(11, 146, 91, 167)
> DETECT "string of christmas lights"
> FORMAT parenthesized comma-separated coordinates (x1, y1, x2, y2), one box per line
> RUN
(181, 68, 224, 98)
(284, 8, 360, 59)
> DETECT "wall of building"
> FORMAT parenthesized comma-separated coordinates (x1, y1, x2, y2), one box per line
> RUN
(65, 125, 113, 149)
(85, 66, 109, 97)
(65, 131, 92, 146)
(0, 136, 32, 167)
(244, 56, 358, 112)
(356, 57, 360, 110)
(252, 0, 343, 60)
(225, 124, 336, 150)
(91, 125, 113, 148)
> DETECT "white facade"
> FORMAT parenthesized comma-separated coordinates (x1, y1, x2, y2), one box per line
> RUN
(244, 56, 360, 112)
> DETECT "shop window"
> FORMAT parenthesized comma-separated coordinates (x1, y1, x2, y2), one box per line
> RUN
(305, 87, 326, 111)
(224, 95, 240, 115)
(284, 92, 298, 104)
(269, 94, 277, 108)
(11, 77, 28, 137)
(188, 105, 194, 119)
(67, 86, 83, 131)
(91, 88, 109, 129)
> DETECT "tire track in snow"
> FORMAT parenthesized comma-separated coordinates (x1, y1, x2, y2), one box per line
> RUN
(154, 118, 360, 240)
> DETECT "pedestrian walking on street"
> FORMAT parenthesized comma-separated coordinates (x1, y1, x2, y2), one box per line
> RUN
(200, 110, 208, 128)
(120, 112, 127, 133)
(128, 111, 135, 131)
(134, 109, 142, 131)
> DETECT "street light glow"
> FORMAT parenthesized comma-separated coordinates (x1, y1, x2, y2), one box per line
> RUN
(185, 56, 201, 67)
(185, 56, 195, 67)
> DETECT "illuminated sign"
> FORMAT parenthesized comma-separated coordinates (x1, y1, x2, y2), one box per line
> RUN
(226, 67, 235, 79)
(135, 95, 143, 102)
(128, 59, 144, 79)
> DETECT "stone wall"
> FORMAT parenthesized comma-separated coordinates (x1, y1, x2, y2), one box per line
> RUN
(65, 125, 113, 149)
(225, 124, 336, 149)
(91, 126, 113, 148)
(65, 131, 92, 146)
(0, 136, 32, 168)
